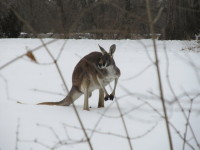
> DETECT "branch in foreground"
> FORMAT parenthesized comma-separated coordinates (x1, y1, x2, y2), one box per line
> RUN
(145, 0, 174, 150)
(115, 97, 133, 150)
(15, 118, 20, 150)
(63, 122, 158, 141)
(10, 8, 93, 150)
(163, 40, 200, 150)
(119, 84, 196, 150)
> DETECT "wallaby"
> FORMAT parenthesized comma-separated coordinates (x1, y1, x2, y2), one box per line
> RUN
(38, 44, 121, 110)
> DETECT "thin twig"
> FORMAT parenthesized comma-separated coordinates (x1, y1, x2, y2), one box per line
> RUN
(31, 88, 65, 96)
(0, 39, 58, 70)
(119, 84, 195, 150)
(115, 97, 133, 150)
(33, 139, 52, 149)
(15, 118, 20, 150)
(153, 7, 164, 24)
(64, 122, 158, 140)
(100, 102, 146, 118)
(183, 92, 195, 150)
(145, 1, 174, 150)
(163, 40, 200, 149)
(11, 9, 93, 150)
(37, 123, 62, 143)
(123, 64, 153, 81)
(51, 139, 87, 150)
(62, 123, 72, 141)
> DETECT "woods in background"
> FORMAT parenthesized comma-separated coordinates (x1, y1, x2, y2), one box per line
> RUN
(0, 0, 200, 39)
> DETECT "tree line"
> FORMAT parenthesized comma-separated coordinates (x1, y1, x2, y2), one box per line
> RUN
(0, 0, 200, 40)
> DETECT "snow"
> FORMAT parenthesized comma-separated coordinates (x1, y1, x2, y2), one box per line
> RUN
(0, 39, 200, 150)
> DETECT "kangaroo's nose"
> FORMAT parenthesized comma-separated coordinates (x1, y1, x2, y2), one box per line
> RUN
(98, 64, 103, 68)
(98, 62, 107, 69)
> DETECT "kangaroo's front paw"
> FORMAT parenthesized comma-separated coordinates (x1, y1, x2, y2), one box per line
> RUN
(104, 94, 115, 101)
(104, 95, 110, 101)
(109, 94, 114, 100)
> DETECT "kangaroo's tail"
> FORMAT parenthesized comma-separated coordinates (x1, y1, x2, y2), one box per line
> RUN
(37, 86, 82, 106)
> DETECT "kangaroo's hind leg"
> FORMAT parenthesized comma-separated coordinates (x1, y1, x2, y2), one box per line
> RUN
(98, 88, 104, 108)
(83, 79, 90, 110)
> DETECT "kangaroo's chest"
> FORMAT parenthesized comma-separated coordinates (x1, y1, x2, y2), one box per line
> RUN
(88, 65, 120, 91)
(102, 66, 119, 85)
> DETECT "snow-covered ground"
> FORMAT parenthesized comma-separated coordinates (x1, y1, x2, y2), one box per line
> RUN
(0, 39, 200, 150)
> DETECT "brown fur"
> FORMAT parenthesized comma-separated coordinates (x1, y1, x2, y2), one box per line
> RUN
(38, 44, 120, 110)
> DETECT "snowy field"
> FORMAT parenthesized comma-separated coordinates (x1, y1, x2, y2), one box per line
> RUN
(0, 39, 200, 150)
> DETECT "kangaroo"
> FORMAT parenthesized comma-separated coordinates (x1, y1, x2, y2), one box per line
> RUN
(38, 44, 121, 110)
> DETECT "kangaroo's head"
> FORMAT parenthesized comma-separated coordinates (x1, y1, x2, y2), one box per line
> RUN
(98, 44, 116, 69)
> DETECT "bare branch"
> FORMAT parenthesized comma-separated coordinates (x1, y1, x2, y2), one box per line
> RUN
(123, 64, 153, 81)
(10, 8, 94, 149)
(31, 88, 65, 96)
(37, 123, 62, 143)
(99, 102, 146, 118)
(145, 0, 174, 150)
(163, 40, 200, 149)
(0, 39, 58, 70)
(115, 97, 133, 150)
(64, 122, 158, 141)
(15, 118, 20, 150)
(153, 7, 164, 24)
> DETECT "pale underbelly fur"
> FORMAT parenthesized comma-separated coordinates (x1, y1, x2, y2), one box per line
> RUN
(80, 65, 118, 93)
(89, 65, 118, 92)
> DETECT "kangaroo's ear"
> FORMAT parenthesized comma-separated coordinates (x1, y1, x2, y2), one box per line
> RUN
(98, 44, 107, 54)
(109, 44, 116, 56)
